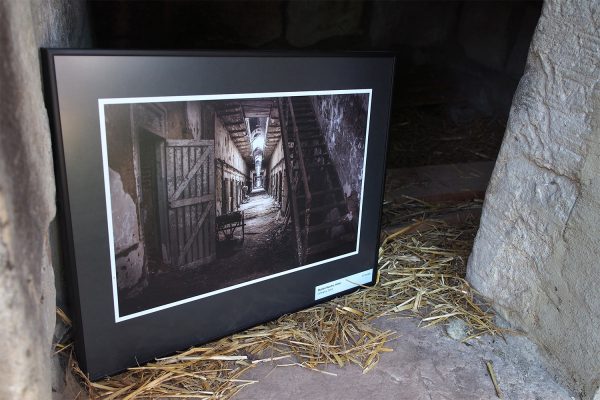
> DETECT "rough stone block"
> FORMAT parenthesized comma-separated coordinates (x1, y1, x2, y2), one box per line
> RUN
(467, 1, 600, 397)
(0, 1, 89, 399)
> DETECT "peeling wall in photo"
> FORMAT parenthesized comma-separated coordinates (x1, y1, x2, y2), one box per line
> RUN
(311, 94, 369, 202)
(104, 104, 145, 290)
(110, 168, 145, 289)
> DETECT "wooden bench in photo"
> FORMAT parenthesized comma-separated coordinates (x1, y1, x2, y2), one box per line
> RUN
(216, 211, 245, 242)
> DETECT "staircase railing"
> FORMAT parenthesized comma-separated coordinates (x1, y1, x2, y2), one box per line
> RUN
(277, 98, 305, 264)
(286, 97, 312, 264)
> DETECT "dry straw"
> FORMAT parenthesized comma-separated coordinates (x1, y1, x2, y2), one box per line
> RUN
(60, 199, 501, 399)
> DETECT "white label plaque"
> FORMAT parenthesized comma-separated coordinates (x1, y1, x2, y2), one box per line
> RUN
(314, 269, 373, 301)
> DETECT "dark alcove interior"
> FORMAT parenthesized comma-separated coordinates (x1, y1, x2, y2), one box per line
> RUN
(88, 0, 543, 168)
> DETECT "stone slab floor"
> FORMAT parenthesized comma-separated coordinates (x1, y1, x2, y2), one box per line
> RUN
(235, 317, 573, 400)
(57, 315, 574, 399)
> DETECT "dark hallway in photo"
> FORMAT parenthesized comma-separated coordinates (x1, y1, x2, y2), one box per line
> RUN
(103, 92, 369, 317)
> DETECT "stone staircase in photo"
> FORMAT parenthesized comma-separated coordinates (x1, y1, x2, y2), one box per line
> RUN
(284, 96, 356, 264)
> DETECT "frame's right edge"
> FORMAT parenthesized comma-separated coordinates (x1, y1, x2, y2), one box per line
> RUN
(372, 55, 397, 287)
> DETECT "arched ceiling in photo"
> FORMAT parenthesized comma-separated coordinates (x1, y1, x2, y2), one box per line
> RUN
(210, 99, 282, 167)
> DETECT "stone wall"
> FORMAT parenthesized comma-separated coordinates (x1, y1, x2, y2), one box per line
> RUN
(215, 113, 249, 215)
(467, 1, 600, 398)
(104, 104, 145, 292)
(312, 94, 369, 201)
(0, 1, 90, 399)
(267, 138, 288, 214)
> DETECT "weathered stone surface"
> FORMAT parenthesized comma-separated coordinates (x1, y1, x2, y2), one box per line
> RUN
(285, 1, 364, 47)
(110, 169, 140, 254)
(0, 1, 89, 399)
(446, 318, 469, 341)
(312, 94, 368, 201)
(110, 169, 145, 290)
(467, 1, 600, 397)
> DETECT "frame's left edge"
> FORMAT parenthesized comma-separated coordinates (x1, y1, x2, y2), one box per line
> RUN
(41, 49, 90, 374)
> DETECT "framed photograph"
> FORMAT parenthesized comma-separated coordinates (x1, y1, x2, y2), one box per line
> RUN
(43, 50, 395, 378)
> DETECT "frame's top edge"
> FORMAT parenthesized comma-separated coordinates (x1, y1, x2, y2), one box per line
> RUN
(41, 48, 396, 59)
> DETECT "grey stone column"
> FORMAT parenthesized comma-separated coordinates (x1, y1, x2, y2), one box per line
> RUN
(467, 1, 600, 398)
(0, 1, 89, 399)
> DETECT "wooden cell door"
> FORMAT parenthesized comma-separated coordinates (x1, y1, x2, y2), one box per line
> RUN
(165, 139, 215, 268)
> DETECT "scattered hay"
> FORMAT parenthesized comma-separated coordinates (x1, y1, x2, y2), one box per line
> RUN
(377, 220, 500, 339)
(59, 200, 501, 399)
(381, 195, 483, 229)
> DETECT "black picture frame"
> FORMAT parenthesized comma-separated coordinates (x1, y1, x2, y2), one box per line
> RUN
(43, 50, 395, 379)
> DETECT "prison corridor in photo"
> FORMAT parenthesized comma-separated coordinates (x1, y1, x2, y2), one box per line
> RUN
(103, 93, 369, 316)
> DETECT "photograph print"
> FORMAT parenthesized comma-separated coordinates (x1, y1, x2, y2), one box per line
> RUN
(100, 90, 371, 320)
